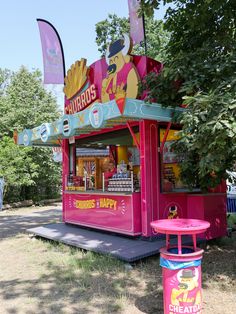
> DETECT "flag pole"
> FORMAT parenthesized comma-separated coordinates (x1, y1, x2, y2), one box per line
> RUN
(142, 13, 147, 55)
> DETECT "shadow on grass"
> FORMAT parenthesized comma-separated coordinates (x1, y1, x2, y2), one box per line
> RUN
(0, 234, 235, 313)
(1, 205, 236, 313)
(201, 234, 236, 289)
(135, 290, 163, 314)
(0, 248, 142, 313)
(0, 209, 62, 240)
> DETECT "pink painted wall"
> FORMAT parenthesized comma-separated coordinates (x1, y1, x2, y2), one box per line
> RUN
(158, 192, 227, 239)
(159, 193, 188, 220)
(62, 139, 69, 222)
(63, 192, 141, 236)
(187, 194, 227, 239)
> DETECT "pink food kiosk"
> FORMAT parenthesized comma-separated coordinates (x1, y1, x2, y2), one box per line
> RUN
(17, 33, 227, 240)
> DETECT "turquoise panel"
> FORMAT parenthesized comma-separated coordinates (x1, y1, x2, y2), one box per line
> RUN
(17, 99, 184, 146)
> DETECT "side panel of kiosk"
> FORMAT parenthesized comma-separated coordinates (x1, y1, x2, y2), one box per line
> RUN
(187, 194, 227, 239)
(157, 192, 227, 239)
(158, 193, 188, 220)
(158, 126, 227, 239)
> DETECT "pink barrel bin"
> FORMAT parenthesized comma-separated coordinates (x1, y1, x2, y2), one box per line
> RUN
(150, 219, 210, 314)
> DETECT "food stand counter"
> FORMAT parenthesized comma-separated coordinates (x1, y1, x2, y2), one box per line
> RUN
(64, 191, 141, 235)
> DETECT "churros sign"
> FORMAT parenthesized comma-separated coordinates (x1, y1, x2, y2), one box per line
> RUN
(64, 58, 98, 114)
(74, 198, 117, 211)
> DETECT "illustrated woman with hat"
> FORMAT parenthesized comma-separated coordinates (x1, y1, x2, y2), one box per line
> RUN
(101, 34, 140, 105)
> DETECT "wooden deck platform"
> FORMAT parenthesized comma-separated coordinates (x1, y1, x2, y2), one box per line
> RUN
(27, 223, 196, 262)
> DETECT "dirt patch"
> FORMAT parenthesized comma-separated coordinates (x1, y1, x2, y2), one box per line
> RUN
(0, 205, 235, 313)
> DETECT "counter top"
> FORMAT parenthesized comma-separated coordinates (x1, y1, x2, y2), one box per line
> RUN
(64, 190, 140, 196)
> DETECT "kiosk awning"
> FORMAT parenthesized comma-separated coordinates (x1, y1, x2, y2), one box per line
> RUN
(17, 99, 183, 147)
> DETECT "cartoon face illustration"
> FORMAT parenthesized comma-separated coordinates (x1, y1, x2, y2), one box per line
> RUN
(168, 205, 179, 219)
(178, 269, 198, 291)
(101, 34, 139, 106)
(106, 34, 131, 73)
(170, 268, 201, 307)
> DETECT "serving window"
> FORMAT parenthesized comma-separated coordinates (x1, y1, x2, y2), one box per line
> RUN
(160, 128, 188, 193)
(65, 127, 140, 193)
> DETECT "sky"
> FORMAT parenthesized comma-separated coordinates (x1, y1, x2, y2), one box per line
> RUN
(0, 0, 167, 108)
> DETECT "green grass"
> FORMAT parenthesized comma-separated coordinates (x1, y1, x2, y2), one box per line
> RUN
(43, 238, 123, 271)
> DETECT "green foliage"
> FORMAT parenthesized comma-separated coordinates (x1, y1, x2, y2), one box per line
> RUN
(139, 0, 236, 189)
(139, 0, 161, 17)
(96, 14, 130, 56)
(0, 67, 60, 137)
(175, 83, 236, 190)
(0, 136, 37, 201)
(26, 147, 62, 202)
(95, 14, 170, 62)
(0, 67, 61, 203)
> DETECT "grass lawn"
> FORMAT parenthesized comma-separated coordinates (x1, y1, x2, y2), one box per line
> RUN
(0, 204, 235, 313)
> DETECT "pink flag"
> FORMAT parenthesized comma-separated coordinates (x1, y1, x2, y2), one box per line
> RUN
(128, 0, 144, 45)
(37, 19, 65, 84)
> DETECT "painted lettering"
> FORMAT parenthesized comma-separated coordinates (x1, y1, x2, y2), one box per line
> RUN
(74, 199, 96, 209)
(99, 198, 117, 210)
(74, 197, 118, 211)
(85, 88, 91, 103)
(81, 91, 86, 107)
(169, 304, 201, 313)
(65, 84, 98, 114)
(90, 84, 97, 100)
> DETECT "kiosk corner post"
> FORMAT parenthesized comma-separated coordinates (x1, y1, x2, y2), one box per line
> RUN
(140, 120, 159, 237)
(62, 139, 69, 222)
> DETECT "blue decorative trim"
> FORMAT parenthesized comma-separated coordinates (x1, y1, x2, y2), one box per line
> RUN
(17, 99, 184, 146)
(160, 256, 202, 270)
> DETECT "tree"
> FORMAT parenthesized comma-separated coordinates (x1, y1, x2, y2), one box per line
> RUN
(139, 0, 236, 190)
(95, 13, 170, 62)
(0, 136, 38, 201)
(0, 67, 61, 137)
(0, 67, 61, 202)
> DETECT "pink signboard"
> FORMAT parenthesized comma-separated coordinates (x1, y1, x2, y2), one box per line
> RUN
(65, 56, 163, 114)
(63, 192, 141, 235)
